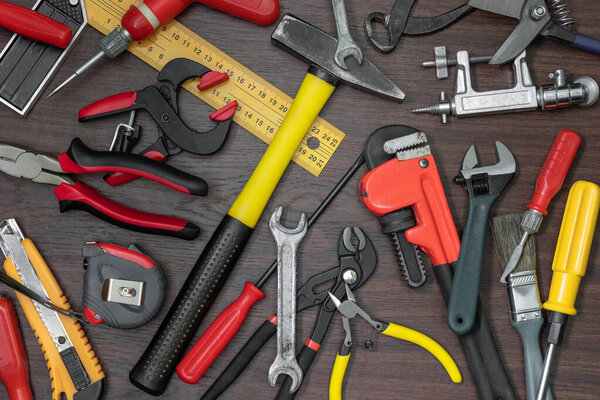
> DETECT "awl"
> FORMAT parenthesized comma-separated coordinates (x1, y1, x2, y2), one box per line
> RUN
(535, 181, 600, 400)
(45, 0, 280, 98)
(499, 130, 581, 283)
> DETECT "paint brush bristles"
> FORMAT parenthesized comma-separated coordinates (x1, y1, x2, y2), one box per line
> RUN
(492, 213, 536, 273)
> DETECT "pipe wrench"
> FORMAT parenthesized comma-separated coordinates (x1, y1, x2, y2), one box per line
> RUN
(0, 219, 105, 400)
(359, 126, 517, 400)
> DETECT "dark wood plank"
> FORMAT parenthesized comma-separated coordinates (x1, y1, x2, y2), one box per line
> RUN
(1, 0, 599, 399)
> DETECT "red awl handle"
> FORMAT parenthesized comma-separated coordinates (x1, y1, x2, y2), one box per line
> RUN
(53, 181, 199, 240)
(528, 130, 581, 215)
(176, 281, 265, 384)
(0, 0, 72, 48)
(0, 298, 33, 400)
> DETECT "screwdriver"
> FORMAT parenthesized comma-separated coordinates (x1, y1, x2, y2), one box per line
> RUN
(535, 180, 600, 400)
(175, 153, 365, 384)
(45, 0, 280, 98)
(499, 130, 581, 283)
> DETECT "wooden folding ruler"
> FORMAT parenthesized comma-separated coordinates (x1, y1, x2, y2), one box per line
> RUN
(83, 0, 345, 176)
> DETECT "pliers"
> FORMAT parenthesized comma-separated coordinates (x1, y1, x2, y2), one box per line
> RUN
(366, 0, 600, 62)
(78, 58, 237, 187)
(199, 226, 378, 400)
(328, 283, 462, 400)
(0, 139, 203, 239)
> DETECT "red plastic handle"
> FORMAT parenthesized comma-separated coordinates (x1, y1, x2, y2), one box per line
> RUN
(122, 0, 279, 41)
(0, 0, 72, 48)
(176, 281, 265, 384)
(53, 181, 199, 239)
(104, 150, 166, 186)
(0, 298, 33, 400)
(79, 92, 138, 120)
(528, 130, 581, 215)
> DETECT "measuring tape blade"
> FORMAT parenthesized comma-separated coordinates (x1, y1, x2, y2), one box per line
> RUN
(84, 0, 344, 176)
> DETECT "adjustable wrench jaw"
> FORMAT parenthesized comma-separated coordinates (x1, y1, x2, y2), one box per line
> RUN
(456, 141, 516, 198)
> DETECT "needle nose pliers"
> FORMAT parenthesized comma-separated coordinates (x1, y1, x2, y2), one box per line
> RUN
(328, 284, 462, 400)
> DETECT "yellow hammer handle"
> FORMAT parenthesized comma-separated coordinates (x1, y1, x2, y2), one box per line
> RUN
(382, 323, 463, 384)
(544, 180, 600, 315)
(3, 239, 104, 400)
(228, 72, 336, 228)
(329, 353, 350, 400)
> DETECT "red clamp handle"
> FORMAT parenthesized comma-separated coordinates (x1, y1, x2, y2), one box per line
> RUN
(0, 298, 33, 400)
(53, 181, 199, 240)
(0, 0, 72, 48)
(176, 282, 265, 384)
(528, 130, 581, 215)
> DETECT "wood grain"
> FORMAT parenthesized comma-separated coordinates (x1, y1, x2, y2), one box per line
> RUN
(0, 0, 599, 399)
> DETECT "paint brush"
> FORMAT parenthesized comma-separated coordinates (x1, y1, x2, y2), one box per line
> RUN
(491, 213, 553, 400)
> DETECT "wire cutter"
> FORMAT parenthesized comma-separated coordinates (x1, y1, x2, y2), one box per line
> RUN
(199, 226, 378, 400)
(0, 140, 202, 239)
(78, 58, 237, 187)
(328, 284, 462, 400)
(366, 0, 600, 62)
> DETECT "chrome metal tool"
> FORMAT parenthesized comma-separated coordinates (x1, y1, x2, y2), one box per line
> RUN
(331, 0, 363, 69)
(414, 50, 598, 123)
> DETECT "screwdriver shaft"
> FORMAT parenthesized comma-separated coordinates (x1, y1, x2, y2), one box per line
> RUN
(536, 343, 556, 400)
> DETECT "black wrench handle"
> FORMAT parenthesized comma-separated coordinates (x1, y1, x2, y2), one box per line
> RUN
(447, 193, 499, 335)
(434, 263, 516, 400)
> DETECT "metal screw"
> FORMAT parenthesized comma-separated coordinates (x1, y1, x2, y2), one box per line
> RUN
(58, 336, 66, 344)
(342, 269, 358, 285)
(161, 113, 171, 122)
(531, 5, 547, 20)
(364, 340, 374, 349)
(419, 159, 429, 168)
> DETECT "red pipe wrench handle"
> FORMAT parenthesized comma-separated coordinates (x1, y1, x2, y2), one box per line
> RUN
(53, 181, 199, 240)
(0, 0, 72, 47)
(0, 298, 33, 400)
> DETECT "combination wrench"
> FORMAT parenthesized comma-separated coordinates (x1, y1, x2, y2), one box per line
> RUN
(332, 0, 363, 69)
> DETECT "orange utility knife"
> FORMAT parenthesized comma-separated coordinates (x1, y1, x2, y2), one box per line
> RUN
(0, 219, 105, 400)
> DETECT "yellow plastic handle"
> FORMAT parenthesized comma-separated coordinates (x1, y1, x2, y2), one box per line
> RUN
(329, 353, 350, 400)
(228, 72, 336, 228)
(3, 239, 104, 400)
(382, 323, 463, 384)
(544, 180, 600, 315)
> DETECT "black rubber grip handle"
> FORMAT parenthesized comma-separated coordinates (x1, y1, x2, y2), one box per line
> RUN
(130, 215, 253, 396)
(61, 137, 208, 196)
(434, 263, 516, 400)
(200, 318, 277, 400)
(275, 344, 319, 399)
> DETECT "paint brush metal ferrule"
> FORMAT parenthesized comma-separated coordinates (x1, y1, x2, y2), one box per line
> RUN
(507, 270, 542, 322)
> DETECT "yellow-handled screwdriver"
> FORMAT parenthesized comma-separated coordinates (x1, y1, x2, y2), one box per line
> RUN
(535, 180, 600, 400)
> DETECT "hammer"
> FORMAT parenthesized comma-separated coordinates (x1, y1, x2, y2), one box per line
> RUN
(129, 13, 404, 396)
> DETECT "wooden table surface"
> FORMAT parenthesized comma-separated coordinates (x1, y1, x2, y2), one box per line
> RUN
(1, 1, 599, 399)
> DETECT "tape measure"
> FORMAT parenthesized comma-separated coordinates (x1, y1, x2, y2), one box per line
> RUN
(83, 0, 345, 176)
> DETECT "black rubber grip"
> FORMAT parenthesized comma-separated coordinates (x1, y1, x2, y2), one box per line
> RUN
(275, 344, 319, 399)
(130, 215, 253, 396)
(200, 319, 277, 400)
(434, 263, 516, 400)
(64, 137, 208, 196)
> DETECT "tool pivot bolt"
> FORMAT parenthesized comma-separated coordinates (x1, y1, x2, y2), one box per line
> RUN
(419, 159, 429, 168)
(342, 269, 358, 285)
(531, 5, 547, 20)
(161, 114, 171, 122)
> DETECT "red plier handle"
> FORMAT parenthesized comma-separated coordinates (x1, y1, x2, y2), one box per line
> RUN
(0, 0, 72, 47)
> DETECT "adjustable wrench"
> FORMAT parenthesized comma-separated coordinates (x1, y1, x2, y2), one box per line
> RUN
(268, 207, 307, 393)
(332, 0, 363, 69)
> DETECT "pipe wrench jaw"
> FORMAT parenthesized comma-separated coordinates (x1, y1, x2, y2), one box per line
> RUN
(455, 141, 517, 197)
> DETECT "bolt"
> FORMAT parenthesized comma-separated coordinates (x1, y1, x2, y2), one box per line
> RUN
(364, 340, 374, 349)
(531, 5, 547, 20)
(342, 269, 358, 285)
(419, 159, 429, 168)
(161, 113, 171, 123)
(58, 336, 66, 344)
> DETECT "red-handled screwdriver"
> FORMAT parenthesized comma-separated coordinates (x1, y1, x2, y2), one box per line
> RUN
(0, 0, 72, 48)
(0, 297, 33, 400)
(175, 153, 365, 384)
(45, 0, 280, 98)
(499, 130, 581, 283)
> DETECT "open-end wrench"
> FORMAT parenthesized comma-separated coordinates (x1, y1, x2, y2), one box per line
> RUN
(268, 207, 307, 393)
(332, 0, 363, 69)
(448, 142, 516, 336)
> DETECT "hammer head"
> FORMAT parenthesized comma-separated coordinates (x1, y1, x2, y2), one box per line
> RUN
(272, 14, 405, 102)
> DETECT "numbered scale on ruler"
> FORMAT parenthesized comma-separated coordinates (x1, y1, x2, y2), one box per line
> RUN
(86, 0, 345, 176)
